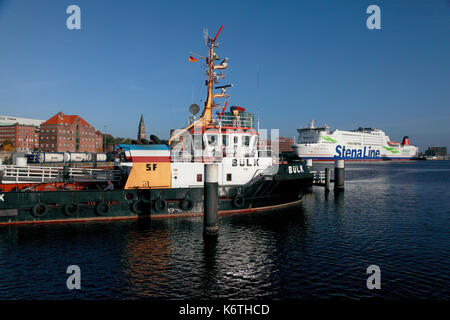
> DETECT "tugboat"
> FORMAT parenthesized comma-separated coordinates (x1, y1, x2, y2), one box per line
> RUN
(0, 26, 313, 225)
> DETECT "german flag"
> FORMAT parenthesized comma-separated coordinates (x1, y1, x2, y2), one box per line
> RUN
(188, 56, 198, 63)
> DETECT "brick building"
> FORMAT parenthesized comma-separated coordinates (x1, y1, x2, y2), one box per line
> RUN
(278, 137, 294, 153)
(0, 123, 39, 151)
(258, 137, 294, 153)
(39, 112, 103, 152)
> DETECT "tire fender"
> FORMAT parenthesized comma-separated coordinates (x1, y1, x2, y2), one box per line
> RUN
(31, 203, 48, 218)
(63, 203, 79, 216)
(180, 198, 194, 211)
(154, 199, 167, 212)
(95, 201, 110, 216)
(232, 194, 245, 208)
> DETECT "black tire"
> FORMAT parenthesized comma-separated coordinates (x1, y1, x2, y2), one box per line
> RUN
(180, 198, 194, 211)
(154, 199, 167, 212)
(63, 203, 79, 217)
(232, 194, 245, 208)
(131, 200, 144, 214)
(31, 203, 48, 218)
(95, 201, 109, 216)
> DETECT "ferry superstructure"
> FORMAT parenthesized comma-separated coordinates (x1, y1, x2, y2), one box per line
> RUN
(293, 120, 418, 161)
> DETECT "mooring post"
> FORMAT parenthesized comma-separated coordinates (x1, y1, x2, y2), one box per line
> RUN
(114, 157, 120, 170)
(334, 160, 344, 191)
(325, 167, 330, 192)
(204, 163, 219, 236)
(93, 153, 98, 169)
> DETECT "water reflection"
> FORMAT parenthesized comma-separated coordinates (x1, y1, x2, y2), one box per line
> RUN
(120, 221, 173, 298)
(334, 190, 345, 215)
(200, 236, 219, 297)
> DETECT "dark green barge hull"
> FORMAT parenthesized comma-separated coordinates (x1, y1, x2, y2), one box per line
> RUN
(0, 164, 313, 226)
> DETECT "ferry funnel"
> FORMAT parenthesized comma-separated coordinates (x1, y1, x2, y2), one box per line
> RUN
(402, 136, 410, 146)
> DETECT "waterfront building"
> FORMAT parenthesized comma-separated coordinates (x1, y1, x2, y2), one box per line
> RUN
(425, 147, 447, 157)
(0, 123, 40, 151)
(39, 112, 103, 152)
(0, 115, 44, 127)
(0, 115, 44, 151)
(257, 137, 294, 153)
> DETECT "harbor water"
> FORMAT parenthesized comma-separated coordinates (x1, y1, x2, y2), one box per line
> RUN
(0, 161, 449, 299)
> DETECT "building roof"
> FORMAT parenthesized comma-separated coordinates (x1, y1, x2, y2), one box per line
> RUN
(41, 112, 91, 127)
(0, 115, 44, 127)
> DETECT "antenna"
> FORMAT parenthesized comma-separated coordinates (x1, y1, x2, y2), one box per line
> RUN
(257, 112, 260, 132)
(212, 25, 223, 43)
(203, 28, 208, 46)
(256, 64, 260, 130)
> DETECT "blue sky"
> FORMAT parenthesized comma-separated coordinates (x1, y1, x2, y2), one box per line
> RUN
(0, 0, 449, 151)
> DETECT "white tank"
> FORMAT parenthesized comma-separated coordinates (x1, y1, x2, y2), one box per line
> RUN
(15, 157, 27, 167)
(38, 153, 64, 163)
(68, 153, 87, 162)
(96, 153, 107, 161)
(86, 153, 93, 161)
(63, 152, 70, 162)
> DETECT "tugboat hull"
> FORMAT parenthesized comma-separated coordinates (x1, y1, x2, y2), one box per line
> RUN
(0, 165, 312, 225)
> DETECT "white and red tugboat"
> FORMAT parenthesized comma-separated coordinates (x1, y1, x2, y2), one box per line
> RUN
(0, 26, 313, 225)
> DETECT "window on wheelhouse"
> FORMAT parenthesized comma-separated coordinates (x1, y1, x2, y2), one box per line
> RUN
(222, 134, 228, 147)
(242, 135, 250, 146)
(207, 134, 218, 146)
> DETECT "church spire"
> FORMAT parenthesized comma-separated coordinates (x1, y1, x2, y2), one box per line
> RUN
(138, 113, 146, 140)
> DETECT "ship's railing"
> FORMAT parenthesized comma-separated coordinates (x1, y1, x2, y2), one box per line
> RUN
(214, 114, 254, 128)
(0, 165, 121, 183)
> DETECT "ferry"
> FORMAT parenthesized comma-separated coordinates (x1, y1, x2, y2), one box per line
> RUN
(0, 26, 313, 225)
(293, 120, 419, 161)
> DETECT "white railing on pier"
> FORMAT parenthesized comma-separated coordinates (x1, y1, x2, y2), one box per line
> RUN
(310, 170, 333, 184)
(0, 165, 121, 184)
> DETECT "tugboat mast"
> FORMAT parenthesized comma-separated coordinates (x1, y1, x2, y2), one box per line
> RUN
(168, 25, 230, 145)
(202, 25, 228, 125)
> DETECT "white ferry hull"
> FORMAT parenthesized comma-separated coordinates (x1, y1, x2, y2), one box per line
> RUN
(293, 121, 419, 162)
(293, 144, 417, 161)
